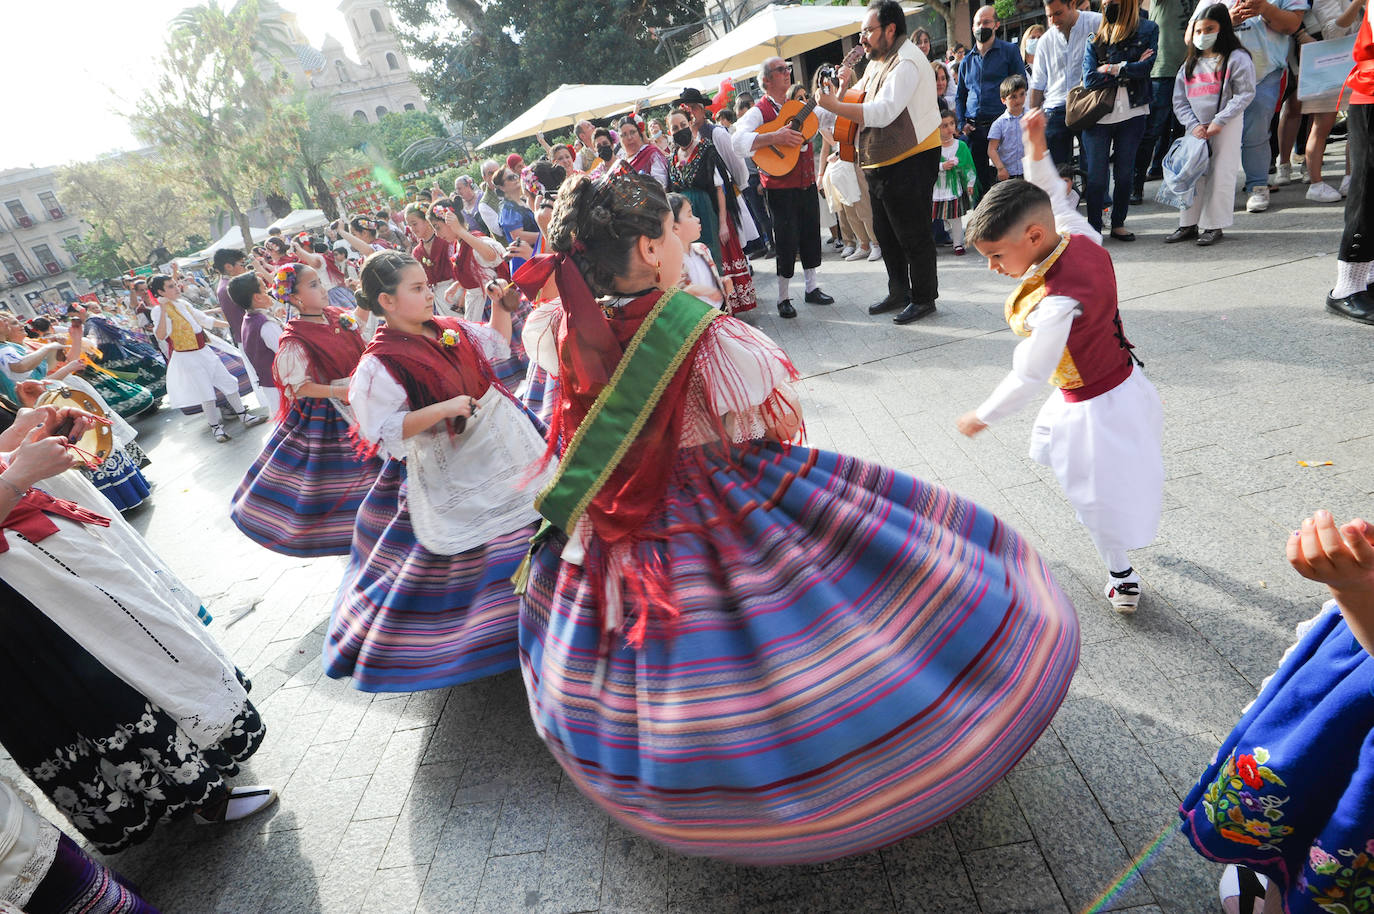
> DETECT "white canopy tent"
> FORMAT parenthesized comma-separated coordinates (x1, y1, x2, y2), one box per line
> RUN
(199, 224, 272, 258)
(267, 209, 329, 235)
(479, 84, 659, 149)
(653, 3, 911, 85)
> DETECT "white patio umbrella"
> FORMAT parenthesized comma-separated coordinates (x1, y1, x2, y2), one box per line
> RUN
(267, 209, 329, 235)
(478, 84, 659, 149)
(652, 3, 913, 86)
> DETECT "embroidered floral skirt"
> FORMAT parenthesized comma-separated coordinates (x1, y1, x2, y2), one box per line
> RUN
(79, 370, 156, 420)
(1180, 601, 1374, 913)
(520, 442, 1080, 864)
(0, 579, 264, 855)
(86, 445, 151, 513)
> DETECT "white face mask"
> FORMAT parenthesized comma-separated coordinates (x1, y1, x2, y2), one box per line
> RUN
(1024, 37, 1040, 54)
(1193, 31, 1218, 51)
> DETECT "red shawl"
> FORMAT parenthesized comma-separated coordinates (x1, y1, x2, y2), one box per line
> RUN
(449, 233, 511, 291)
(0, 479, 110, 554)
(1350, 11, 1374, 102)
(272, 307, 367, 398)
(413, 234, 454, 286)
(362, 316, 495, 411)
(628, 142, 668, 180)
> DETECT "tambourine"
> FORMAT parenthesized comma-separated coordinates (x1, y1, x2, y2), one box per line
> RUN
(35, 385, 113, 469)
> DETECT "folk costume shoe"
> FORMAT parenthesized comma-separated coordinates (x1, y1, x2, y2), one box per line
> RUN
(777, 299, 798, 319)
(894, 301, 936, 325)
(1328, 289, 1374, 325)
(868, 295, 907, 316)
(804, 288, 835, 306)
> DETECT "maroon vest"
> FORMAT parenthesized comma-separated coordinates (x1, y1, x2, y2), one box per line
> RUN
(240, 310, 277, 388)
(755, 96, 817, 191)
(1043, 236, 1136, 402)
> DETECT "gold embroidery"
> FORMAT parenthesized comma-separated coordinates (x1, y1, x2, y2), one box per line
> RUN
(165, 304, 202, 352)
(1003, 234, 1082, 390)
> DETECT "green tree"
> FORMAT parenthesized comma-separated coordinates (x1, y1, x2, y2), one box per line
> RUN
(132, 0, 304, 252)
(58, 152, 207, 267)
(389, 0, 705, 138)
(363, 110, 448, 168)
(288, 92, 358, 220)
(63, 228, 133, 282)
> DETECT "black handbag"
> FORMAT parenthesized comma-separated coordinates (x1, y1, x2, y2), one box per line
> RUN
(1065, 84, 1118, 131)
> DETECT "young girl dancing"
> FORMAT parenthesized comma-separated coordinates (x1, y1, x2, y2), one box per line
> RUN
(325, 251, 553, 692)
(515, 171, 1079, 864)
(229, 265, 382, 557)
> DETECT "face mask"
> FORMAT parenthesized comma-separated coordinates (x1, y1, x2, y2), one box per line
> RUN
(975, 26, 995, 43)
(672, 128, 693, 148)
(597, 146, 614, 162)
(1193, 31, 1218, 50)
(1103, 3, 1120, 23)
(1024, 37, 1039, 54)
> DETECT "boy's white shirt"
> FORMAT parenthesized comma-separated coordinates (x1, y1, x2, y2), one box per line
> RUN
(975, 149, 1103, 424)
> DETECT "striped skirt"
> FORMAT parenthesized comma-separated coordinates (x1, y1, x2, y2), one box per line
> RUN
(230, 397, 383, 557)
(484, 297, 532, 392)
(520, 443, 1080, 864)
(22, 834, 162, 913)
(324, 459, 531, 693)
(327, 285, 357, 309)
(519, 362, 559, 430)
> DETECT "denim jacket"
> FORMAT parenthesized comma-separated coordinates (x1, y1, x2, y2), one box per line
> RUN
(1082, 18, 1161, 109)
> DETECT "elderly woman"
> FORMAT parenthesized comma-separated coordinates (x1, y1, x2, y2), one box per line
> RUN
(0, 401, 276, 853)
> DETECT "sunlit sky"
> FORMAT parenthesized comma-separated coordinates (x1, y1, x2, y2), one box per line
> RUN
(1, 0, 372, 172)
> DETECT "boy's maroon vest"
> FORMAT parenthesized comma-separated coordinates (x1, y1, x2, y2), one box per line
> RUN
(240, 310, 277, 389)
(753, 96, 817, 191)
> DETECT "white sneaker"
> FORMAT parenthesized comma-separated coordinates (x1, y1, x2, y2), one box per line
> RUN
(1275, 163, 1294, 185)
(840, 244, 856, 258)
(1340, 174, 1352, 197)
(1246, 186, 1270, 213)
(867, 244, 883, 261)
(1307, 181, 1342, 203)
(1104, 571, 1141, 614)
(845, 246, 870, 261)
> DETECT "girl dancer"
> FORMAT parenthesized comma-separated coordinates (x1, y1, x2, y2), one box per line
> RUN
(229, 266, 381, 557)
(516, 171, 1079, 864)
(324, 251, 552, 692)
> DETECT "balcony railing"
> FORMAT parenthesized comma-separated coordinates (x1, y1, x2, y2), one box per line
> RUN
(14, 215, 33, 229)
(48, 208, 66, 221)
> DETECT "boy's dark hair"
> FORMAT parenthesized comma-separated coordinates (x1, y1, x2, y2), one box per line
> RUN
(716, 108, 737, 126)
(999, 74, 1027, 98)
(965, 179, 1053, 246)
(939, 108, 958, 123)
(868, 0, 908, 37)
(212, 248, 245, 272)
(593, 127, 612, 142)
(227, 272, 263, 310)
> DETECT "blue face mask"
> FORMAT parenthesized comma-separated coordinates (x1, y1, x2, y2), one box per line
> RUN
(1024, 37, 1040, 54)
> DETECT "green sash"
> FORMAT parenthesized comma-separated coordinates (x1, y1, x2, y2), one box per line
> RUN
(512, 289, 720, 592)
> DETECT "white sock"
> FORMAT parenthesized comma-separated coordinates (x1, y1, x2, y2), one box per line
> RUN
(225, 392, 246, 414)
(777, 275, 790, 303)
(804, 268, 819, 293)
(1333, 260, 1372, 297)
(203, 401, 221, 429)
(948, 219, 965, 247)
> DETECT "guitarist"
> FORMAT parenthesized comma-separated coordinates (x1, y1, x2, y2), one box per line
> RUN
(817, 0, 944, 325)
(732, 59, 835, 319)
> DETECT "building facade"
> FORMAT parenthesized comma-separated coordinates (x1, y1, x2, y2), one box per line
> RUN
(277, 1, 428, 125)
(0, 166, 89, 318)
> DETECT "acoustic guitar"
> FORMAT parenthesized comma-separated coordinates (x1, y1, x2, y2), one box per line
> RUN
(751, 96, 822, 178)
(826, 46, 869, 163)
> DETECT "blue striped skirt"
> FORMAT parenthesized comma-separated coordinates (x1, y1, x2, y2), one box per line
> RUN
(324, 459, 532, 693)
(1180, 602, 1374, 913)
(520, 442, 1080, 864)
(230, 397, 383, 557)
(519, 362, 559, 430)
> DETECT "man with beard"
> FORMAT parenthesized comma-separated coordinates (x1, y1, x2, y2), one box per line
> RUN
(817, 0, 943, 324)
(732, 62, 835, 318)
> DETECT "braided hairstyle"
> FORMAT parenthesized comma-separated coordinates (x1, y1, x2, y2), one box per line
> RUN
(547, 171, 671, 296)
(355, 249, 420, 316)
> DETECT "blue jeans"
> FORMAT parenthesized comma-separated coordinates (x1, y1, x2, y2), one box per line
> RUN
(1242, 69, 1284, 192)
(1135, 77, 1179, 185)
(1045, 106, 1075, 169)
(1081, 114, 1148, 232)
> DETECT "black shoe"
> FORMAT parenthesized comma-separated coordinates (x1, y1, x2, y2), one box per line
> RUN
(1327, 290, 1374, 324)
(777, 298, 797, 319)
(1164, 225, 1198, 244)
(868, 295, 907, 315)
(1129, 187, 1144, 205)
(748, 247, 768, 261)
(1146, 167, 1164, 181)
(1196, 229, 1224, 247)
(1109, 229, 1136, 242)
(894, 300, 936, 324)
(804, 288, 834, 305)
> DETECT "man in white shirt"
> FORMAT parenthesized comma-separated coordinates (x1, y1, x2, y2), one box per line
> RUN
(1029, 0, 1102, 165)
(817, 0, 943, 324)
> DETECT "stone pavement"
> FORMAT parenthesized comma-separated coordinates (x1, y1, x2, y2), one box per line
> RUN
(5, 161, 1372, 914)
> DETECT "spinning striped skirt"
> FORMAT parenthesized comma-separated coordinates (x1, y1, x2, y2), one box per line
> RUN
(485, 297, 532, 392)
(230, 397, 383, 557)
(324, 459, 531, 692)
(520, 443, 1080, 864)
(518, 361, 559, 429)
